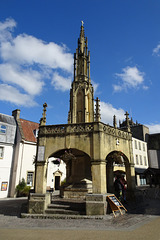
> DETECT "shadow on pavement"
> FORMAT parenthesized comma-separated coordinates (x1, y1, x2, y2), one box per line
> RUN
(124, 187, 160, 216)
(0, 187, 160, 218)
(0, 198, 28, 217)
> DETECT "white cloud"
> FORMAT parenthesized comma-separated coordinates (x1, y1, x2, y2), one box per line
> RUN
(114, 66, 146, 92)
(0, 84, 37, 106)
(146, 123, 160, 134)
(100, 101, 125, 125)
(113, 84, 123, 92)
(153, 44, 160, 56)
(92, 81, 99, 94)
(0, 18, 16, 41)
(1, 34, 73, 72)
(0, 18, 74, 107)
(0, 63, 44, 95)
(51, 72, 72, 91)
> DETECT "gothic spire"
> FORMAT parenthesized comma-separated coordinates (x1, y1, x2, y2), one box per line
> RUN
(68, 22, 94, 124)
(73, 21, 91, 82)
(79, 20, 85, 53)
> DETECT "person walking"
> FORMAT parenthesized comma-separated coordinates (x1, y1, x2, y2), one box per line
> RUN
(114, 176, 123, 201)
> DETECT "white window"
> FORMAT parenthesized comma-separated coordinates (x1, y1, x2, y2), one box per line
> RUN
(140, 155, 143, 165)
(143, 143, 145, 151)
(139, 142, 141, 150)
(0, 147, 4, 158)
(144, 156, 147, 166)
(135, 140, 137, 149)
(136, 155, 139, 165)
(33, 129, 39, 138)
(0, 125, 6, 134)
(27, 172, 34, 186)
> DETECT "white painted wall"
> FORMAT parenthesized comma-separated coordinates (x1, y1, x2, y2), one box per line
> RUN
(15, 141, 36, 188)
(0, 144, 14, 198)
(132, 137, 149, 186)
(47, 157, 66, 190)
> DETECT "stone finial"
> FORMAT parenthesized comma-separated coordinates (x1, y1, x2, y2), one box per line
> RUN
(95, 97, 101, 122)
(81, 20, 84, 26)
(125, 111, 130, 132)
(113, 115, 117, 128)
(40, 103, 47, 126)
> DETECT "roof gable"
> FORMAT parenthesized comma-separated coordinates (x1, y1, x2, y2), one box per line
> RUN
(19, 119, 39, 143)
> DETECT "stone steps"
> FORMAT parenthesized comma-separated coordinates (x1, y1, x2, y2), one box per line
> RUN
(45, 208, 81, 215)
(44, 195, 86, 215)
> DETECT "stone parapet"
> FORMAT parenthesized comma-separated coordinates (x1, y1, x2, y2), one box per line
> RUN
(38, 122, 132, 140)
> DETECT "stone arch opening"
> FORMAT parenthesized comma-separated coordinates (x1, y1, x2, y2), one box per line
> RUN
(46, 157, 66, 192)
(49, 148, 92, 199)
(106, 151, 129, 194)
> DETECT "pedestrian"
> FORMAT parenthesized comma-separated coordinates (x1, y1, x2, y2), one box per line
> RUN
(120, 175, 127, 203)
(114, 175, 123, 201)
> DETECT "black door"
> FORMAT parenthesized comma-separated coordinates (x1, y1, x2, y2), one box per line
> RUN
(55, 176, 60, 190)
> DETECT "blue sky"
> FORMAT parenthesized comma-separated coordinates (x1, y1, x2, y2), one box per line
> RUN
(0, 0, 160, 133)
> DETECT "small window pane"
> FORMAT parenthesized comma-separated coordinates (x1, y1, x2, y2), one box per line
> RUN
(27, 172, 33, 186)
(135, 140, 137, 149)
(144, 156, 147, 166)
(0, 147, 4, 158)
(0, 125, 6, 134)
(143, 143, 145, 151)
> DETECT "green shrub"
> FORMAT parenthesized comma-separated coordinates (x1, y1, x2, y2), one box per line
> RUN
(61, 178, 66, 186)
(16, 178, 31, 197)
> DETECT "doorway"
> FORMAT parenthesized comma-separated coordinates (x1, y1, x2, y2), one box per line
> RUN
(55, 176, 60, 190)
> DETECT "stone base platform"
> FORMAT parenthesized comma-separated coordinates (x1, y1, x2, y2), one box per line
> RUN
(28, 193, 51, 214)
(86, 194, 108, 215)
(60, 179, 92, 200)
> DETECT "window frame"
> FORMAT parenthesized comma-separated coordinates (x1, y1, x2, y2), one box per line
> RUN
(143, 143, 145, 151)
(134, 140, 137, 149)
(0, 125, 7, 134)
(144, 156, 147, 166)
(26, 171, 34, 187)
(135, 154, 139, 165)
(0, 146, 4, 159)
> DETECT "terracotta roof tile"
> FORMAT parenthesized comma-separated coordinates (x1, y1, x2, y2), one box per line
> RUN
(19, 119, 39, 142)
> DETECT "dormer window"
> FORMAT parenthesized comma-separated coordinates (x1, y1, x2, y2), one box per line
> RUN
(33, 129, 39, 138)
(0, 125, 6, 134)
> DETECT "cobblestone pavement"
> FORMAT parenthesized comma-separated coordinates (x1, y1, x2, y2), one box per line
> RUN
(0, 196, 159, 231)
(0, 196, 160, 240)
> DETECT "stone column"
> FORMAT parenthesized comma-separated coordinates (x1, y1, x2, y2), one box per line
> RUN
(91, 160, 106, 194)
(125, 163, 136, 200)
(35, 161, 48, 194)
(126, 163, 136, 190)
(106, 164, 114, 193)
(28, 145, 51, 214)
(35, 145, 47, 194)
